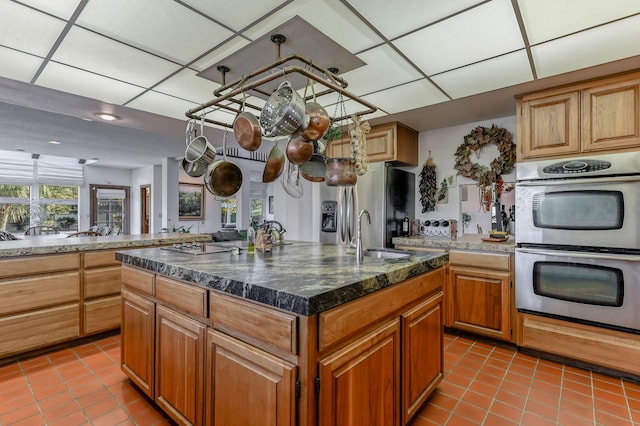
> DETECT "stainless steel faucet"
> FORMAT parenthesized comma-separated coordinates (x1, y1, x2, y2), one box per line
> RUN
(356, 209, 371, 263)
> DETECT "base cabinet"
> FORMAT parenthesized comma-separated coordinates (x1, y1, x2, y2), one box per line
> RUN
(121, 265, 445, 426)
(206, 330, 296, 426)
(318, 319, 400, 426)
(156, 305, 206, 426)
(446, 251, 513, 342)
(121, 288, 155, 398)
(402, 292, 443, 425)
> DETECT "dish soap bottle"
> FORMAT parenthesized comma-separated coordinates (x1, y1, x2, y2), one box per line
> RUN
(403, 214, 410, 237)
(247, 226, 255, 254)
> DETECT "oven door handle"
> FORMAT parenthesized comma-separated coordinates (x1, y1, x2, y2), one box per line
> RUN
(517, 175, 640, 186)
(517, 248, 640, 262)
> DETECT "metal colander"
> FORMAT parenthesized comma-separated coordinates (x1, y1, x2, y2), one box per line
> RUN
(260, 81, 306, 137)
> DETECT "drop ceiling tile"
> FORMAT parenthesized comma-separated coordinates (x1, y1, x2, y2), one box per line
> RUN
(242, 0, 383, 53)
(0, 47, 43, 82)
(340, 45, 422, 96)
(182, 0, 286, 31)
(76, 0, 234, 64)
(37, 62, 144, 104)
(432, 50, 532, 99)
(361, 79, 450, 114)
(19, 0, 82, 20)
(189, 37, 250, 72)
(0, 2, 66, 57)
(518, 0, 640, 45)
(154, 69, 222, 104)
(347, 0, 486, 40)
(127, 90, 201, 122)
(52, 27, 182, 88)
(532, 14, 640, 78)
(394, 0, 524, 75)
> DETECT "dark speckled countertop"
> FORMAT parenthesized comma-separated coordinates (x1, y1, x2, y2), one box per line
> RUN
(116, 242, 448, 316)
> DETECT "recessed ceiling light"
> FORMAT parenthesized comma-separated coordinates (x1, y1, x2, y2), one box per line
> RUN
(48, 140, 61, 145)
(15, 148, 25, 152)
(85, 158, 99, 164)
(93, 112, 120, 121)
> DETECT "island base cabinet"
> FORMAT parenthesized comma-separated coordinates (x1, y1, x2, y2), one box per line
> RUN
(121, 289, 155, 399)
(402, 292, 443, 425)
(318, 319, 400, 426)
(205, 330, 297, 426)
(155, 305, 206, 426)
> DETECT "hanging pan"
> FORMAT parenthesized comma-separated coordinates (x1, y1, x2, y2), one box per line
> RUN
(233, 92, 262, 151)
(299, 140, 326, 182)
(262, 140, 285, 183)
(185, 115, 216, 170)
(204, 131, 243, 197)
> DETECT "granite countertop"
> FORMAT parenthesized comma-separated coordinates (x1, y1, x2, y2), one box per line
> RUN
(393, 234, 515, 253)
(116, 242, 448, 316)
(0, 233, 210, 258)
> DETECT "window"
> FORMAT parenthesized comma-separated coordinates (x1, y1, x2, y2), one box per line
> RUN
(38, 185, 79, 231)
(251, 198, 263, 224)
(220, 198, 236, 227)
(91, 185, 129, 234)
(0, 184, 31, 232)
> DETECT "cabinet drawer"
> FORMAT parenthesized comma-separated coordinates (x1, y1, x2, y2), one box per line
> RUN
(0, 272, 80, 316)
(319, 268, 444, 351)
(121, 265, 154, 296)
(84, 266, 121, 299)
(449, 251, 510, 271)
(83, 295, 121, 335)
(211, 292, 297, 355)
(156, 276, 208, 318)
(84, 250, 120, 268)
(0, 304, 80, 358)
(0, 253, 79, 279)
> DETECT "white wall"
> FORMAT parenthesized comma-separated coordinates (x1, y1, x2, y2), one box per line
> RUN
(131, 165, 154, 234)
(402, 115, 517, 233)
(80, 166, 132, 231)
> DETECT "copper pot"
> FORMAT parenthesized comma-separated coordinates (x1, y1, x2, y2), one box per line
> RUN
(286, 136, 313, 164)
(301, 102, 330, 141)
(325, 158, 356, 187)
(299, 140, 326, 182)
(233, 111, 262, 151)
(262, 141, 285, 183)
(204, 132, 243, 197)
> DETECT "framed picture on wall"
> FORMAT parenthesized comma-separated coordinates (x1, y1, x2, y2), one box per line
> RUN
(178, 183, 204, 220)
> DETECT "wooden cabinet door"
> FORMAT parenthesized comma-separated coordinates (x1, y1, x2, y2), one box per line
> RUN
(318, 319, 400, 426)
(155, 305, 206, 426)
(448, 266, 511, 341)
(205, 330, 296, 426)
(121, 288, 155, 398)
(365, 124, 395, 163)
(519, 91, 580, 160)
(401, 292, 443, 425)
(581, 77, 640, 152)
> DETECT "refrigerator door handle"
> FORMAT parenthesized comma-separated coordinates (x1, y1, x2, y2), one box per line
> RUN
(345, 186, 352, 244)
(338, 187, 345, 243)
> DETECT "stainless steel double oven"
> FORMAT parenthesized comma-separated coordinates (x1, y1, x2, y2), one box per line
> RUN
(515, 151, 640, 333)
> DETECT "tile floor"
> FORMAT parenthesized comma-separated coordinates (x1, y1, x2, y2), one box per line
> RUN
(0, 333, 638, 425)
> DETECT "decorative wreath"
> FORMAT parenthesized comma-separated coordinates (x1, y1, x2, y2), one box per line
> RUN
(454, 125, 516, 189)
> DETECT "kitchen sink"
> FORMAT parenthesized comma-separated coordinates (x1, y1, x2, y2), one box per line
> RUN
(364, 248, 414, 260)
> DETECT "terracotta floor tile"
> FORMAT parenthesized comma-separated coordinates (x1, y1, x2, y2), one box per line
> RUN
(46, 410, 88, 426)
(461, 390, 492, 410)
(521, 411, 558, 426)
(559, 397, 594, 419)
(0, 403, 41, 425)
(42, 400, 81, 423)
(122, 398, 156, 417)
(133, 408, 171, 425)
(416, 404, 451, 425)
(32, 382, 68, 401)
(84, 397, 119, 420)
(594, 386, 628, 407)
(38, 391, 75, 411)
(593, 397, 633, 419)
(8, 413, 46, 426)
(446, 413, 480, 425)
(557, 411, 595, 426)
(527, 388, 559, 407)
(482, 412, 518, 426)
(474, 371, 502, 388)
(594, 409, 633, 426)
(92, 407, 130, 426)
(69, 379, 105, 398)
(563, 376, 593, 395)
(427, 391, 459, 411)
(533, 369, 562, 386)
(76, 388, 112, 409)
(0, 394, 35, 416)
(562, 388, 595, 408)
(494, 388, 526, 408)
(436, 381, 466, 399)
(468, 379, 498, 399)
(489, 400, 523, 423)
(524, 399, 559, 421)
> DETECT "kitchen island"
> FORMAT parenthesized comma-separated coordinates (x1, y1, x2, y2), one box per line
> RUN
(117, 242, 448, 426)
(0, 233, 210, 362)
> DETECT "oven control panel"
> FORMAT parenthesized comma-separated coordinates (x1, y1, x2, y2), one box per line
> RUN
(543, 159, 611, 174)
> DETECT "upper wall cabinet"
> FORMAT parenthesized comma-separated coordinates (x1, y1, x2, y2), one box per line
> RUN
(327, 121, 419, 166)
(517, 71, 640, 161)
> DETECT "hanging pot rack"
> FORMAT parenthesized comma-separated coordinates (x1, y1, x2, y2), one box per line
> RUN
(185, 34, 378, 129)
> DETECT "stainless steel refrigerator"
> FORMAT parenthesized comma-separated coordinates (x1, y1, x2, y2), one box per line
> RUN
(319, 162, 415, 248)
